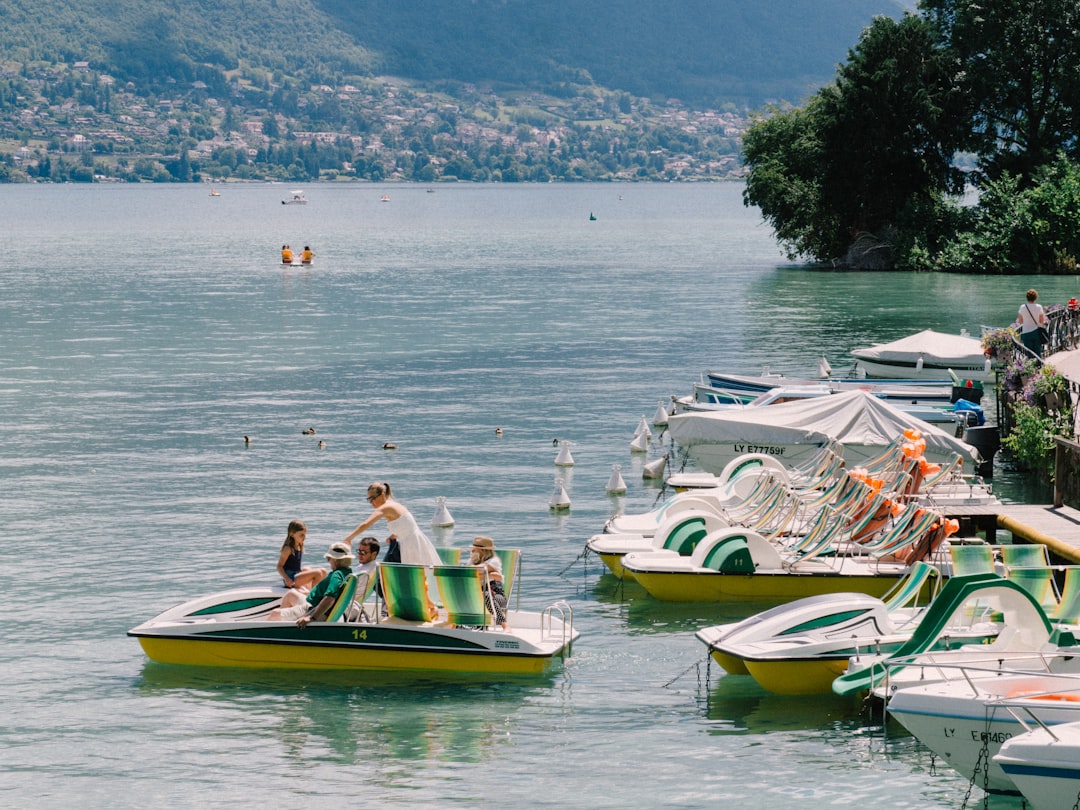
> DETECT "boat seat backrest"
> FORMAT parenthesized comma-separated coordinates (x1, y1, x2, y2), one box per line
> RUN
(325, 574, 360, 622)
(436, 547, 464, 565)
(343, 569, 379, 622)
(949, 543, 997, 577)
(433, 565, 491, 627)
(379, 563, 436, 622)
(1052, 567, 1080, 623)
(433, 548, 520, 600)
(495, 548, 520, 601)
(919, 452, 964, 491)
(883, 560, 939, 611)
(1005, 566, 1060, 611)
(1000, 543, 1050, 569)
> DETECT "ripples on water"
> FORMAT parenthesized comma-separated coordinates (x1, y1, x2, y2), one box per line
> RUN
(0, 184, 1059, 806)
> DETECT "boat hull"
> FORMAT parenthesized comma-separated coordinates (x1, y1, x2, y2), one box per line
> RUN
(887, 673, 1080, 794)
(135, 628, 561, 675)
(851, 355, 993, 382)
(628, 569, 904, 603)
(743, 656, 851, 695)
(595, 550, 635, 580)
(708, 649, 750, 675)
(129, 587, 576, 676)
(996, 724, 1080, 810)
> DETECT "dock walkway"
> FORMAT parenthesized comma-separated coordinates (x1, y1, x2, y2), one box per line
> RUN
(943, 503, 1080, 563)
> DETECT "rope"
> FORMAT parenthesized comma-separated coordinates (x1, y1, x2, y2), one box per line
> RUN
(558, 546, 593, 577)
(661, 655, 707, 689)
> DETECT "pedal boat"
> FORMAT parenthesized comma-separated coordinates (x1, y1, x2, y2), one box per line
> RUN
(693, 565, 1014, 695)
(129, 562, 578, 676)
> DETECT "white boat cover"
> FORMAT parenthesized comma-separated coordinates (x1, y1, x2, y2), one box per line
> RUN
(667, 389, 981, 464)
(850, 329, 985, 368)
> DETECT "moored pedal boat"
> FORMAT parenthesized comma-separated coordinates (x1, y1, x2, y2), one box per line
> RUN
(694, 562, 958, 693)
(130, 561, 577, 676)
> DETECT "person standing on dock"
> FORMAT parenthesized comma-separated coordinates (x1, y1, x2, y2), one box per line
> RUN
(1018, 288, 1047, 356)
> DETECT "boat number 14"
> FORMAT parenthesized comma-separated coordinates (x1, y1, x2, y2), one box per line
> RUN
(351, 629, 367, 640)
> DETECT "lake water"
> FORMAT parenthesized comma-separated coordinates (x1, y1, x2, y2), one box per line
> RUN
(2, 183, 1073, 808)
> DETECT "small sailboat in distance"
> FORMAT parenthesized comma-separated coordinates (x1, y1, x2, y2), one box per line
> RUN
(209, 187, 220, 197)
(282, 190, 308, 205)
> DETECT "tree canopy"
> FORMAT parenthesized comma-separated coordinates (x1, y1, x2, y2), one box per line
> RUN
(742, 0, 1080, 272)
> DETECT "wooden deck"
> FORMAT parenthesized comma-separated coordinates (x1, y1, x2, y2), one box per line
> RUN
(942, 503, 1080, 563)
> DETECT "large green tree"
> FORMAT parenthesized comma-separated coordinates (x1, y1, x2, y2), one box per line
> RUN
(920, 0, 1080, 186)
(743, 14, 968, 264)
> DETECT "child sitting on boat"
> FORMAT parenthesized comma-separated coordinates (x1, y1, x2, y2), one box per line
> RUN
(268, 542, 353, 627)
(275, 520, 327, 592)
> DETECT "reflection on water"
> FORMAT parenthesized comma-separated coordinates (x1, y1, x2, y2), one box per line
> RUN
(136, 662, 551, 767)
(700, 668, 868, 734)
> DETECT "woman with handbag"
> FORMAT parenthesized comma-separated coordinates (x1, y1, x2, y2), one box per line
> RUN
(1019, 288, 1048, 356)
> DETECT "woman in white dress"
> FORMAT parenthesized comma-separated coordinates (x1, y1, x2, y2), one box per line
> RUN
(344, 481, 441, 565)
(344, 482, 442, 617)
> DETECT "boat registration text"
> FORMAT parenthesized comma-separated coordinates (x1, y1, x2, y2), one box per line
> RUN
(732, 444, 786, 456)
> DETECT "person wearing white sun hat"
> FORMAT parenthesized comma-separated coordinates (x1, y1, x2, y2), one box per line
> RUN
(268, 542, 353, 626)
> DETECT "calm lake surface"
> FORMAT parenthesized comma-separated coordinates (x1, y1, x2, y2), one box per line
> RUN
(2, 183, 1074, 808)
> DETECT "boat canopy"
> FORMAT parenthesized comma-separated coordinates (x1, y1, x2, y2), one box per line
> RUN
(667, 389, 981, 464)
(850, 329, 985, 369)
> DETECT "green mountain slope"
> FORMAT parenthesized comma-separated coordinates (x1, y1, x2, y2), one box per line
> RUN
(316, 0, 908, 104)
(3, 0, 907, 106)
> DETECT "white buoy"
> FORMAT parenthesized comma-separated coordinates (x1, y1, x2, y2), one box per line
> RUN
(554, 440, 575, 467)
(630, 432, 649, 453)
(915, 355, 924, 373)
(634, 416, 652, 439)
(652, 401, 669, 427)
(605, 463, 627, 494)
(549, 477, 571, 510)
(817, 356, 833, 378)
(642, 454, 668, 480)
(431, 496, 454, 528)
(984, 356, 992, 373)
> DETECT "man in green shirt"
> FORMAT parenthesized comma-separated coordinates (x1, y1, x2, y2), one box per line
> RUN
(268, 542, 353, 626)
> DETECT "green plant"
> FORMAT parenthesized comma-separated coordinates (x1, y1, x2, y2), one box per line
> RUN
(1002, 399, 1074, 479)
(1032, 365, 1070, 401)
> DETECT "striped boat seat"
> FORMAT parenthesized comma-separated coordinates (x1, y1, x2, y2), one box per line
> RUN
(379, 563, 436, 622)
(433, 565, 491, 627)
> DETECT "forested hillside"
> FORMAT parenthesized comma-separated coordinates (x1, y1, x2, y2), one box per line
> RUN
(317, 0, 909, 106)
(4, 0, 906, 105)
(0, 0, 909, 183)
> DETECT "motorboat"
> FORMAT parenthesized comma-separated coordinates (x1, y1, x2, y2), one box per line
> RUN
(995, 717, 1080, 808)
(129, 558, 578, 676)
(666, 389, 983, 475)
(704, 369, 964, 402)
(885, 667, 1080, 794)
(850, 329, 994, 381)
(671, 381, 982, 428)
(282, 190, 308, 204)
